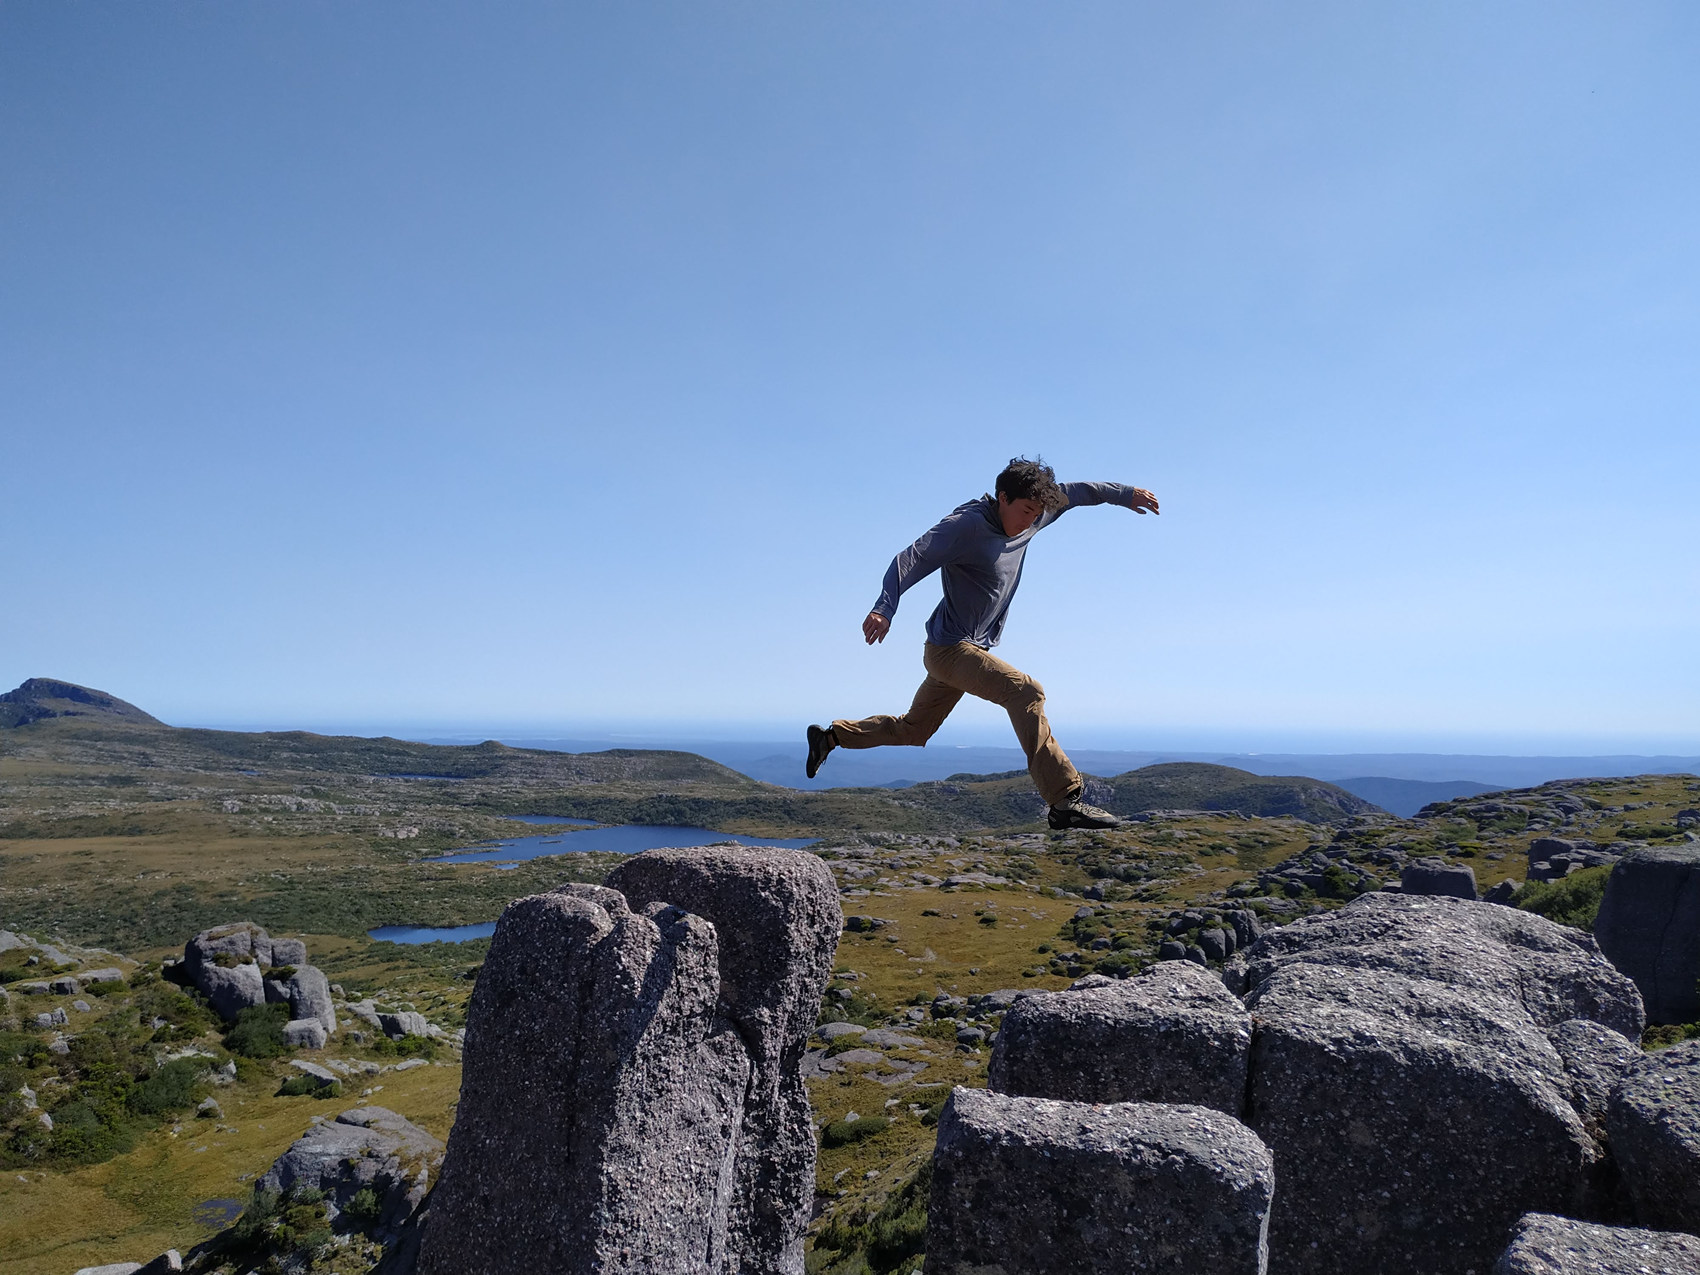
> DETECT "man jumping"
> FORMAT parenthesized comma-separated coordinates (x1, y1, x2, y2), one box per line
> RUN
(806, 456, 1159, 830)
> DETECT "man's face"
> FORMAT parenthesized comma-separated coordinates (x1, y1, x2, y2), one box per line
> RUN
(997, 493, 1045, 536)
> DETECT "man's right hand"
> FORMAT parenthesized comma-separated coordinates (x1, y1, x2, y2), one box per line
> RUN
(862, 612, 891, 645)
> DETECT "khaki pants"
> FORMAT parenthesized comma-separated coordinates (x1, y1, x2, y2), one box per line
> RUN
(832, 642, 1082, 809)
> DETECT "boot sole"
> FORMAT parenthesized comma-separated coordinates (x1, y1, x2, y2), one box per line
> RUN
(806, 726, 833, 779)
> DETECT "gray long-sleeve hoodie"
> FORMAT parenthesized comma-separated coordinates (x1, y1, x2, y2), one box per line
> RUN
(871, 480, 1142, 649)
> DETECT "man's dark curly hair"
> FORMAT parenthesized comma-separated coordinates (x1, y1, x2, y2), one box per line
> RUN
(995, 455, 1065, 510)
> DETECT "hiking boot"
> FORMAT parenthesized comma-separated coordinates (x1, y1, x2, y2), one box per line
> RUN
(806, 724, 837, 779)
(1047, 796, 1120, 830)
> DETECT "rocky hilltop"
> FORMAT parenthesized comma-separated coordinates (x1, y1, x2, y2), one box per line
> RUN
(0, 677, 161, 729)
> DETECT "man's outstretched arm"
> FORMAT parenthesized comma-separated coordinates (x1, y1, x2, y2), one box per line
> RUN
(1055, 480, 1160, 517)
(863, 520, 955, 644)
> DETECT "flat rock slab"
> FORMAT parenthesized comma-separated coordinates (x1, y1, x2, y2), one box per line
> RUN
(1605, 1038, 1700, 1232)
(859, 1029, 926, 1049)
(927, 1088, 1273, 1275)
(989, 959, 1250, 1116)
(1593, 845, 1700, 1025)
(1493, 1212, 1700, 1274)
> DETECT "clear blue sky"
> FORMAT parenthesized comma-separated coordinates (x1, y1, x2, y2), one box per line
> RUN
(4, 3, 1697, 753)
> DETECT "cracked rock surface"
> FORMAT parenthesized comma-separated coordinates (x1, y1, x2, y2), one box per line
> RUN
(420, 847, 837, 1275)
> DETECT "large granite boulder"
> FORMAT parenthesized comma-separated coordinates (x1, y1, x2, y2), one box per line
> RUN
(421, 847, 837, 1275)
(286, 966, 336, 1033)
(1241, 892, 1644, 1275)
(606, 845, 840, 1272)
(926, 1087, 1274, 1275)
(1605, 1038, 1700, 1232)
(258, 1105, 442, 1232)
(1493, 1212, 1700, 1274)
(988, 960, 1250, 1116)
(1242, 892, 1644, 1039)
(270, 937, 308, 966)
(197, 962, 265, 1021)
(1593, 845, 1700, 1025)
(282, 1019, 327, 1049)
(1401, 857, 1478, 899)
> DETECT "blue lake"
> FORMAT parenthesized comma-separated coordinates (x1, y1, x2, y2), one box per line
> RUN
(369, 922, 498, 945)
(374, 823, 819, 943)
(425, 824, 817, 865)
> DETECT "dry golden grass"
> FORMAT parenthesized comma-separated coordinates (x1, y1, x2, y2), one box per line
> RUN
(0, 1063, 461, 1275)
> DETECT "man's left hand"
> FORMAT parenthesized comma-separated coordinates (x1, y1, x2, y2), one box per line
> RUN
(1128, 488, 1160, 515)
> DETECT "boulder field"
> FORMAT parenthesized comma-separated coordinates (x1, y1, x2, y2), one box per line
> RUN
(138, 849, 1695, 1275)
(924, 891, 1700, 1275)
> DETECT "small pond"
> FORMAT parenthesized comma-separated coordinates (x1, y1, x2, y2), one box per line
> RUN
(371, 823, 819, 943)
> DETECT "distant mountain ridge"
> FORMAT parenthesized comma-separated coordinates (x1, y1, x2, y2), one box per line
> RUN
(1, 678, 1383, 830)
(884, 760, 1381, 825)
(0, 677, 161, 729)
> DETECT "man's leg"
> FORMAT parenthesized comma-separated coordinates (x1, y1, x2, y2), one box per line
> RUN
(829, 664, 964, 750)
(921, 642, 1082, 809)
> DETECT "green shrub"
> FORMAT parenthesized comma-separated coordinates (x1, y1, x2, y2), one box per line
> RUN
(84, 978, 124, 997)
(821, 1116, 890, 1148)
(1619, 824, 1683, 841)
(0, 1031, 49, 1068)
(1644, 1021, 1700, 1050)
(130, 1059, 204, 1116)
(277, 1076, 341, 1098)
(809, 1160, 930, 1274)
(1516, 866, 1610, 931)
(224, 1003, 291, 1058)
(342, 1186, 383, 1226)
(369, 1033, 437, 1059)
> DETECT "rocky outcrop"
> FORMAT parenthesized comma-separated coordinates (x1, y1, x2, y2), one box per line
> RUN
(606, 846, 843, 1272)
(286, 966, 336, 1033)
(988, 960, 1250, 1116)
(420, 847, 837, 1275)
(1493, 1212, 1700, 1274)
(258, 1106, 441, 1230)
(1605, 1039, 1700, 1232)
(1240, 892, 1644, 1275)
(179, 922, 334, 1028)
(926, 1087, 1274, 1275)
(1401, 857, 1477, 899)
(1593, 845, 1700, 1024)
